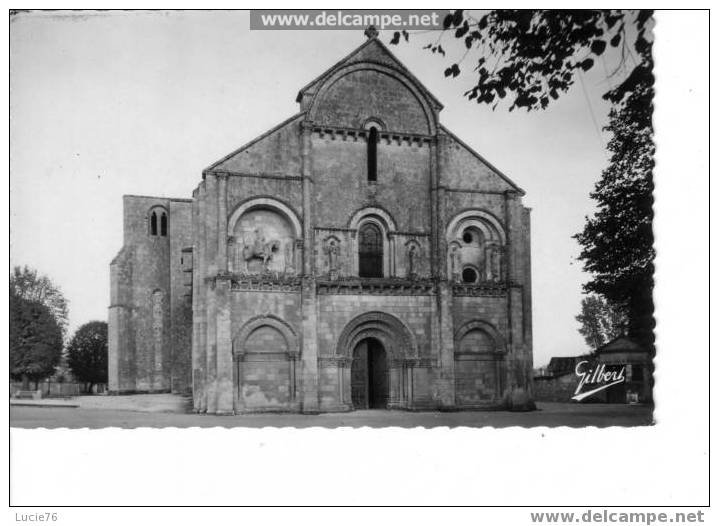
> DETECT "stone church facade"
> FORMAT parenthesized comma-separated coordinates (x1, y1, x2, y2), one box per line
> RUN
(108, 33, 535, 414)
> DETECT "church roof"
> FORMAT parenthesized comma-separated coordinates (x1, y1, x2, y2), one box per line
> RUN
(295, 35, 444, 111)
(595, 336, 645, 354)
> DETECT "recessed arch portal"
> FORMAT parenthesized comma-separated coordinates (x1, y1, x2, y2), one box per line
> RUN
(335, 311, 417, 361)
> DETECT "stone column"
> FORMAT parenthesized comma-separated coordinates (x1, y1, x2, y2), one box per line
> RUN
(436, 281, 456, 408)
(434, 134, 455, 407)
(217, 174, 228, 272)
(299, 121, 320, 412)
(204, 175, 219, 414)
(211, 173, 233, 413)
(193, 183, 208, 412)
(215, 276, 234, 414)
(301, 122, 314, 276)
(429, 139, 440, 278)
(504, 192, 533, 408)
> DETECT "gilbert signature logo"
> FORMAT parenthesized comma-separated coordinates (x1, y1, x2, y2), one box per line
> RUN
(572, 360, 625, 401)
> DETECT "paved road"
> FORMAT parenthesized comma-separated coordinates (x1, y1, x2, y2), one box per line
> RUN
(10, 402, 653, 428)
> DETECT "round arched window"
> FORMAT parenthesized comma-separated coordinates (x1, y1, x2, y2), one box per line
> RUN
(462, 267, 478, 284)
(359, 223, 383, 278)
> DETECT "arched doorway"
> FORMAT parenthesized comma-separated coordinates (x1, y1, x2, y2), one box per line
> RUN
(351, 338, 388, 409)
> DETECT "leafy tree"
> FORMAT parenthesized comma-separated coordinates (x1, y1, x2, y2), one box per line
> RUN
(575, 294, 627, 350)
(574, 91, 655, 350)
(67, 321, 108, 393)
(389, 10, 653, 114)
(390, 10, 655, 350)
(10, 265, 69, 338)
(10, 292, 64, 389)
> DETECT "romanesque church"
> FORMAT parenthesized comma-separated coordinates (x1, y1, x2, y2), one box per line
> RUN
(109, 31, 535, 414)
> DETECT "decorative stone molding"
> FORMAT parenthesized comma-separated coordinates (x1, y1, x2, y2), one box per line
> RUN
(454, 319, 508, 354)
(452, 283, 507, 297)
(206, 170, 303, 182)
(317, 277, 436, 296)
(315, 226, 357, 234)
(347, 205, 398, 232)
(390, 231, 430, 237)
(227, 196, 303, 239)
(230, 274, 302, 292)
(318, 356, 353, 367)
(335, 311, 418, 361)
(232, 314, 299, 358)
(305, 61, 440, 134)
(311, 125, 432, 147)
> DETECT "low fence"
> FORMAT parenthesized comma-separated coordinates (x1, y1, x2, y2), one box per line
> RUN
(10, 381, 107, 398)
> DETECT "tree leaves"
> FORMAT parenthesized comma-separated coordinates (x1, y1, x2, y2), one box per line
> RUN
(393, 10, 653, 115)
(10, 265, 69, 338)
(67, 321, 108, 386)
(576, 295, 628, 350)
(455, 21, 470, 38)
(10, 293, 63, 382)
(444, 63, 461, 78)
(575, 86, 655, 349)
(590, 39, 606, 55)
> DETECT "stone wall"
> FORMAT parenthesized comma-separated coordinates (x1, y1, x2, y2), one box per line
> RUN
(110, 36, 535, 414)
(312, 69, 431, 134)
(108, 195, 192, 394)
(311, 135, 431, 232)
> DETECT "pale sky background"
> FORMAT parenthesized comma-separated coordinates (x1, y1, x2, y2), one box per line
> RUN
(10, 10, 625, 367)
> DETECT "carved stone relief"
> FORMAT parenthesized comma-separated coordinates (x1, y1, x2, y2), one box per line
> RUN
(232, 209, 296, 276)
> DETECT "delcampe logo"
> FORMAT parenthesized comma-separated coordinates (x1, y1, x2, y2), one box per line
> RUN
(572, 360, 625, 401)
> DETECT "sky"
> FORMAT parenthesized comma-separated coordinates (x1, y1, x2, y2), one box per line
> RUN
(9, 10, 625, 367)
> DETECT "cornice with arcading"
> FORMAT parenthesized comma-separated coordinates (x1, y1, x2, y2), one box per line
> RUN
(451, 281, 524, 297)
(228, 273, 303, 293)
(310, 124, 433, 147)
(316, 277, 436, 296)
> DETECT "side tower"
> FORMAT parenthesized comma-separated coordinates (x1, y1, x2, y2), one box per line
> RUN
(108, 195, 193, 394)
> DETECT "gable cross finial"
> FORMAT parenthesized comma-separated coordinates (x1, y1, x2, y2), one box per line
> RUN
(364, 25, 379, 39)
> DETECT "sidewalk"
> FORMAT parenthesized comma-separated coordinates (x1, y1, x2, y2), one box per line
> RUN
(10, 399, 79, 408)
(10, 402, 654, 428)
(10, 393, 191, 413)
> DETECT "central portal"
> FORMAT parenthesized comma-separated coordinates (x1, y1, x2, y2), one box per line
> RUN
(351, 338, 388, 409)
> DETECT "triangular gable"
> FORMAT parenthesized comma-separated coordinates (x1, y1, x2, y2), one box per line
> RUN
(440, 125, 525, 195)
(204, 113, 304, 175)
(296, 37, 443, 111)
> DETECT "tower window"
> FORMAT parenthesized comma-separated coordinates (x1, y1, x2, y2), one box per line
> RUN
(367, 127, 378, 182)
(359, 223, 383, 278)
(150, 212, 158, 236)
(160, 212, 168, 236)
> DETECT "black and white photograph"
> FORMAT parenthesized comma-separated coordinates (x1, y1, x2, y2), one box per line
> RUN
(7, 6, 709, 515)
